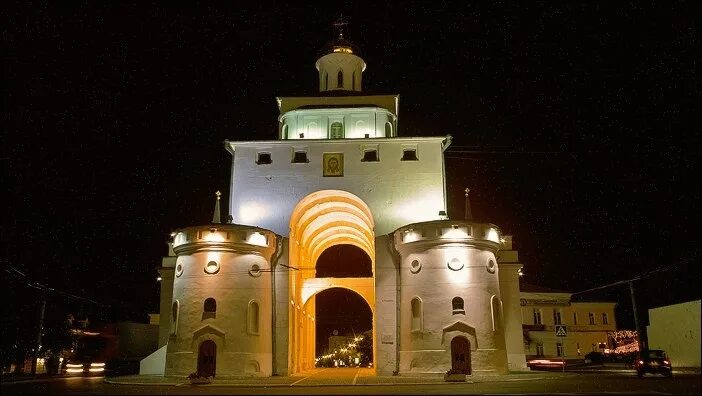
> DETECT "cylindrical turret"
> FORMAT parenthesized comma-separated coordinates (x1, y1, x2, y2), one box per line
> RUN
(394, 220, 509, 375)
(164, 224, 278, 377)
(315, 34, 366, 92)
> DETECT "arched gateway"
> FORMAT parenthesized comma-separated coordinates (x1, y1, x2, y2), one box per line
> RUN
(152, 20, 525, 379)
(288, 190, 376, 374)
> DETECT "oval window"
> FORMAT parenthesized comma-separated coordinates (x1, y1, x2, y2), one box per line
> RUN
(410, 259, 421, 274)
(175, 263, 184, 277)
(487, 259, 496, 274)
(249, 264, 262, 277)
(204, 260, 220, 274)
(448, 257, 464, 271)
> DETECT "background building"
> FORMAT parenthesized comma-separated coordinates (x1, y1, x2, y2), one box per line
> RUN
(647, 300, 701, 368)
(520, 284, 617, 359)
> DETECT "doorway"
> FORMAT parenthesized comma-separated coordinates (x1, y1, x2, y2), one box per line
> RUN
(197, 340, 217, 377)
(451, 336, 471, 374)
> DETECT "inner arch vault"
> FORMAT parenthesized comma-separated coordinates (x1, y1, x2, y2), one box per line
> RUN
(288, 190, 376, 374)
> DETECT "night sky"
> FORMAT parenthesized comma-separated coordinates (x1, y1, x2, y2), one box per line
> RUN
(3, 2, 699, 344)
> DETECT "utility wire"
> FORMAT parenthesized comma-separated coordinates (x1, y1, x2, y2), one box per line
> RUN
(572, 259, 691, 296)
(3, 265, 111, 308)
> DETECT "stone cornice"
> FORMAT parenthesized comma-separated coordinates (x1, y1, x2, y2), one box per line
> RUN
(225, 136, 450, 155)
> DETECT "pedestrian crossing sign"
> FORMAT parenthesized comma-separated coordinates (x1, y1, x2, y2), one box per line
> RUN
(555, 325, 567, 337)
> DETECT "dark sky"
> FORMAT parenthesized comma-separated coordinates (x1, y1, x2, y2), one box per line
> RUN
(2, 2, 699, 339)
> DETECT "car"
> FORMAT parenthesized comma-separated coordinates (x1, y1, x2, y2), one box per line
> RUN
(584, 351, 605, 364)
(634, 349, 672, 378)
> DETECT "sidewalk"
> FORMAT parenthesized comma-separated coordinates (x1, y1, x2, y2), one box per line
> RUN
(104, 370, 561, 387)
(563, 362, 701, 374)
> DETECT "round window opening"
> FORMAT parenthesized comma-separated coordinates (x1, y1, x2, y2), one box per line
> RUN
(487, 260, 496, 274)
(175, 264, 184, 277)
(410, 259, 421, 274)
(249, 264, 262, 277)
(204, 260, 220, 274)
(448, 257, 464, 271)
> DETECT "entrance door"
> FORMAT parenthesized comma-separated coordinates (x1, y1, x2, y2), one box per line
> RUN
(451, 336, 471, 374)
(197, 340, 217, 377)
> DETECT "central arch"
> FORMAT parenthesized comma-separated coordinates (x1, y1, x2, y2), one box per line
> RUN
(288, 190, 376, 374)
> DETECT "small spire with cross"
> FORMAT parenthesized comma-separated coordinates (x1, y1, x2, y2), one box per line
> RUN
(332, 14, 348, 39)
(212, 190, 222, 224)
(464, 187, 473, 221)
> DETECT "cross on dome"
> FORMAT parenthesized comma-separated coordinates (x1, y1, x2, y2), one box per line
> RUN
(333, 15, 348, 39)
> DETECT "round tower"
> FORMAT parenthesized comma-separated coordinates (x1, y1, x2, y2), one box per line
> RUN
(394, 220, 509, 375)
(164, 224, 279, 377)
(315, 17, 366, 93)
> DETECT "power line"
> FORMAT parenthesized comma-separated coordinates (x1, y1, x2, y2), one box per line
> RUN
(572, 260, 689, 296)
(3, 264, 111, 308)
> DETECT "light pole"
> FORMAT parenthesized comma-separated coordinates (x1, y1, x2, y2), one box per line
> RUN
(628, 281, 642, 350)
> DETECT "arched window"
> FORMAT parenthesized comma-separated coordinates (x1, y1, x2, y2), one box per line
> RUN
(282, 124, 288, 139)
(490, 295, 503, 331)
(247, 300, 260, 335)
(170, 300, 179, 336)
(411, 297, 423, 331)
(452, 297, 465, 314)
(324, 72, 329, 90)
(337, 70, 343, 88)
(204, 298, 217, 313)
(352, 72, 356, 90)
(307, 121, 319, 137)
(384, 122, 393, 136)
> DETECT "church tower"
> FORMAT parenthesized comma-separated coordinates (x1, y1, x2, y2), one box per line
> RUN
(315, 17, 366, 93)
(147, 18, 526, 380)
(276, 18, 397, 140)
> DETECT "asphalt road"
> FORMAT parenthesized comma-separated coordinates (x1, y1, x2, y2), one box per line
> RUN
(2, 370, 700, 395)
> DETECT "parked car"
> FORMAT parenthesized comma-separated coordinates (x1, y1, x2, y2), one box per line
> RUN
(584, 352, 605, 364)
(634, 349, 672, 378)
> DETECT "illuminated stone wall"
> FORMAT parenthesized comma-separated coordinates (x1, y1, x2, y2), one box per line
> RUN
(315, 51, 365, 92)
(647, 300, 701, 368)
(279, 107, 397, 140)
(164, 225, 278, 377)
(497, 236, 527, 370)
(374, 234, 399, 375)
(394, 221, 509, 375)
(226, 137, 449, 237)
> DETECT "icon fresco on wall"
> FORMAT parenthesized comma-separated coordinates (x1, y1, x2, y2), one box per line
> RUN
(330, 122, 344, 139)
(323, 153, 344, 177)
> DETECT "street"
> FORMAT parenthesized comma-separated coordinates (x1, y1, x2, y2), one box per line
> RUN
(2, 368, 700, 395)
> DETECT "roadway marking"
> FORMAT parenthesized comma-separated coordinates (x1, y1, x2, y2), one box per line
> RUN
(352, 368, 360, 385)
(290, 368, 329, 386)
(1, 376, 104, 385)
